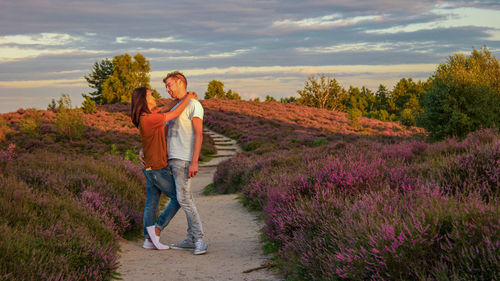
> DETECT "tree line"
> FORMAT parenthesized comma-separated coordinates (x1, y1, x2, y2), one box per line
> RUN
(80, 46, 499, 140)
(284, 46, 499, 140)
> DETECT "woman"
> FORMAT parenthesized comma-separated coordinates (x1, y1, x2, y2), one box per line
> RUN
(131, 86, 195, 249)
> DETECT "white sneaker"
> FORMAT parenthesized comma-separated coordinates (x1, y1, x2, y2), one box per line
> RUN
(142, 239, 155, 249)
(146, 226, 170, 250)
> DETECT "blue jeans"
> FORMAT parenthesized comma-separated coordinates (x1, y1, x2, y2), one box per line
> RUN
(142, 167, 181, 239)
(166, 159, 204, 240)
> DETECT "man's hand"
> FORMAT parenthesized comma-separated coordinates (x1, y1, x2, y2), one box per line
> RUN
(139, 149, 145, 168)
(188, 162, 198, 178)
(187, 91, 198, 100)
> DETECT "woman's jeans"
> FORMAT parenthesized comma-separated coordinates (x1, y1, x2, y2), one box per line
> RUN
(142, 167, 180, 239)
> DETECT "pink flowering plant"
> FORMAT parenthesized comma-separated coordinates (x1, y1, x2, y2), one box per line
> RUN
(203, 99, 499, 280)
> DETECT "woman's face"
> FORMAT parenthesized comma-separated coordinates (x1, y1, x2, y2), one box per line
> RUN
(145, 90, 157, 110)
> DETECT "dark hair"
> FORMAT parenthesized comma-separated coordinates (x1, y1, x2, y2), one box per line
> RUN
(131, 87, 151, 128)
(163, 71, 187, 88)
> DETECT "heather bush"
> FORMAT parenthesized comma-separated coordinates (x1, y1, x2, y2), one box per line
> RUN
(437, 139, 499, 198)
(266, 186, 499, 280)
(209, 115, 499, 280)
(213, 153, 254, 193)
(0, 104, 155, 279)
(10, 151, 144, 228)
(0, 175, 119, 281)
(0, 149, 145, 279)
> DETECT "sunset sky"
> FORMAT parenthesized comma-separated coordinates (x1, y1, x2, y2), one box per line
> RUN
(0, 0, 499, 112)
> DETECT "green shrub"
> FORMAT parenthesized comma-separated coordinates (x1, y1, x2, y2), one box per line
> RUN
(19, 110, 43, 139)
(348, 108, 362, 127)
(81, 96, 97, 114)
(0, 117, 8, 142)
(55, 109, 86, 141)
(312, 137, 328, 147)
(124, 149, 140, 164)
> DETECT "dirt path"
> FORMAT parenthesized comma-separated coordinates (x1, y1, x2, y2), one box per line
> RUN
(118, 130, 280, 281)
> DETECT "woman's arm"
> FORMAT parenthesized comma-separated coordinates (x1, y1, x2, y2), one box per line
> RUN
(162, 92, 195, 122)
(157, 98, 179, 113)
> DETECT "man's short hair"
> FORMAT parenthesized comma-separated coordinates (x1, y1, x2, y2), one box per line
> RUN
(163, 71, 187, 88)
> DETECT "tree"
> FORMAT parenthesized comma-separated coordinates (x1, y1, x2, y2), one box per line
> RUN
(392, 78, 429, 126)
(101, 53, 156, 103)
(280, 96, 297, 103)
(225, 89, 241, 100)
(344, 86, 375, 115)
(83, 58, 113, 104)
(375, 84, 394, 113)
(297, 74, 346, 111)
(420, 46, 500, 140)
(265, 95, 277, 102)
(205, 80, 225, 99)
(47, 93, 72, 112)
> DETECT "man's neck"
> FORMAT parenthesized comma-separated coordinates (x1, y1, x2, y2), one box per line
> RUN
(176, 90, 187, 100)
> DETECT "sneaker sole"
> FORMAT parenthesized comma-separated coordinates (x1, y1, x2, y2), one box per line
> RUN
(170, 246, 195, 251)
(193, 249, 207, 255)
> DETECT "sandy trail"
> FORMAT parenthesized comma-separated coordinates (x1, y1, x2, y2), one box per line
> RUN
(118, 130, 280, 281)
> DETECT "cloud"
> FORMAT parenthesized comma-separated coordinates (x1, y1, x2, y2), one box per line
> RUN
(150, 63, 437, 79)
(296, 41, 448, 54)
(0, 78, 85, 88)
(164, 48, 254, 61)
(115, 36, 181, 44)
(0, 32, 80, 46)
(367, 4, 500, 35)
(272, 13, 382, 31)
(0, 46, 107, 62)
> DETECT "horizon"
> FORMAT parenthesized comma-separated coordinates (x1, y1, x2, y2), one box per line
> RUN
(1, 0, 499, 113)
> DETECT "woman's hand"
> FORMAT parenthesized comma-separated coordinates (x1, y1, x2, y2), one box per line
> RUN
(139, 149, 145, 168)
(187, 91, 198, 100)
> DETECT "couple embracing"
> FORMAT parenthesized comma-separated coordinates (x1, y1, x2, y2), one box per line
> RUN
(130, 71, 207, 255)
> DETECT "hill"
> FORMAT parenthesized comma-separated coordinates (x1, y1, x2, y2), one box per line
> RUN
(202, 98, 423, 153)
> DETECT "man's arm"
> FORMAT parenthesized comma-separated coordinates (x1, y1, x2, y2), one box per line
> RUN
(189, 117, 203, 178)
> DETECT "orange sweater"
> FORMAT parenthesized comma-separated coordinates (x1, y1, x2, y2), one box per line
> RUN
(139, 111, 167, 170)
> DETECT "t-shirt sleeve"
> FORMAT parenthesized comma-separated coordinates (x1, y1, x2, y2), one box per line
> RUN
(189, 101, 204, 120)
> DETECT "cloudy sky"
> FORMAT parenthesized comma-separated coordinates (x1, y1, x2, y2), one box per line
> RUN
(0, 0, 499, 112)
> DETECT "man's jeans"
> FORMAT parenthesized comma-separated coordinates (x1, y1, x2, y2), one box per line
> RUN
(142, 167, 180, 239)
(162, 159, 204, 241)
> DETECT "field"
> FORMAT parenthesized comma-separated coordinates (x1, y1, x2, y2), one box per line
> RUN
(0, 98, 498, 280)
(202, 99, 499, 280)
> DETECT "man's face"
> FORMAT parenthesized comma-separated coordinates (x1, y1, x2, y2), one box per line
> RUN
(165, 78, 182, 99)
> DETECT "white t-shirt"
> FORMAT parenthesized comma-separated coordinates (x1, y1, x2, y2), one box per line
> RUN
(166, 99, 204, 161)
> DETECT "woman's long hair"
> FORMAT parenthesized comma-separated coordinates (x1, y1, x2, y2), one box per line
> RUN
(131, 87, 151, 128)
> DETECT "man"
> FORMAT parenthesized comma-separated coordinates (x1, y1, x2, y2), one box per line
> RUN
(146, 71, 207, 255)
